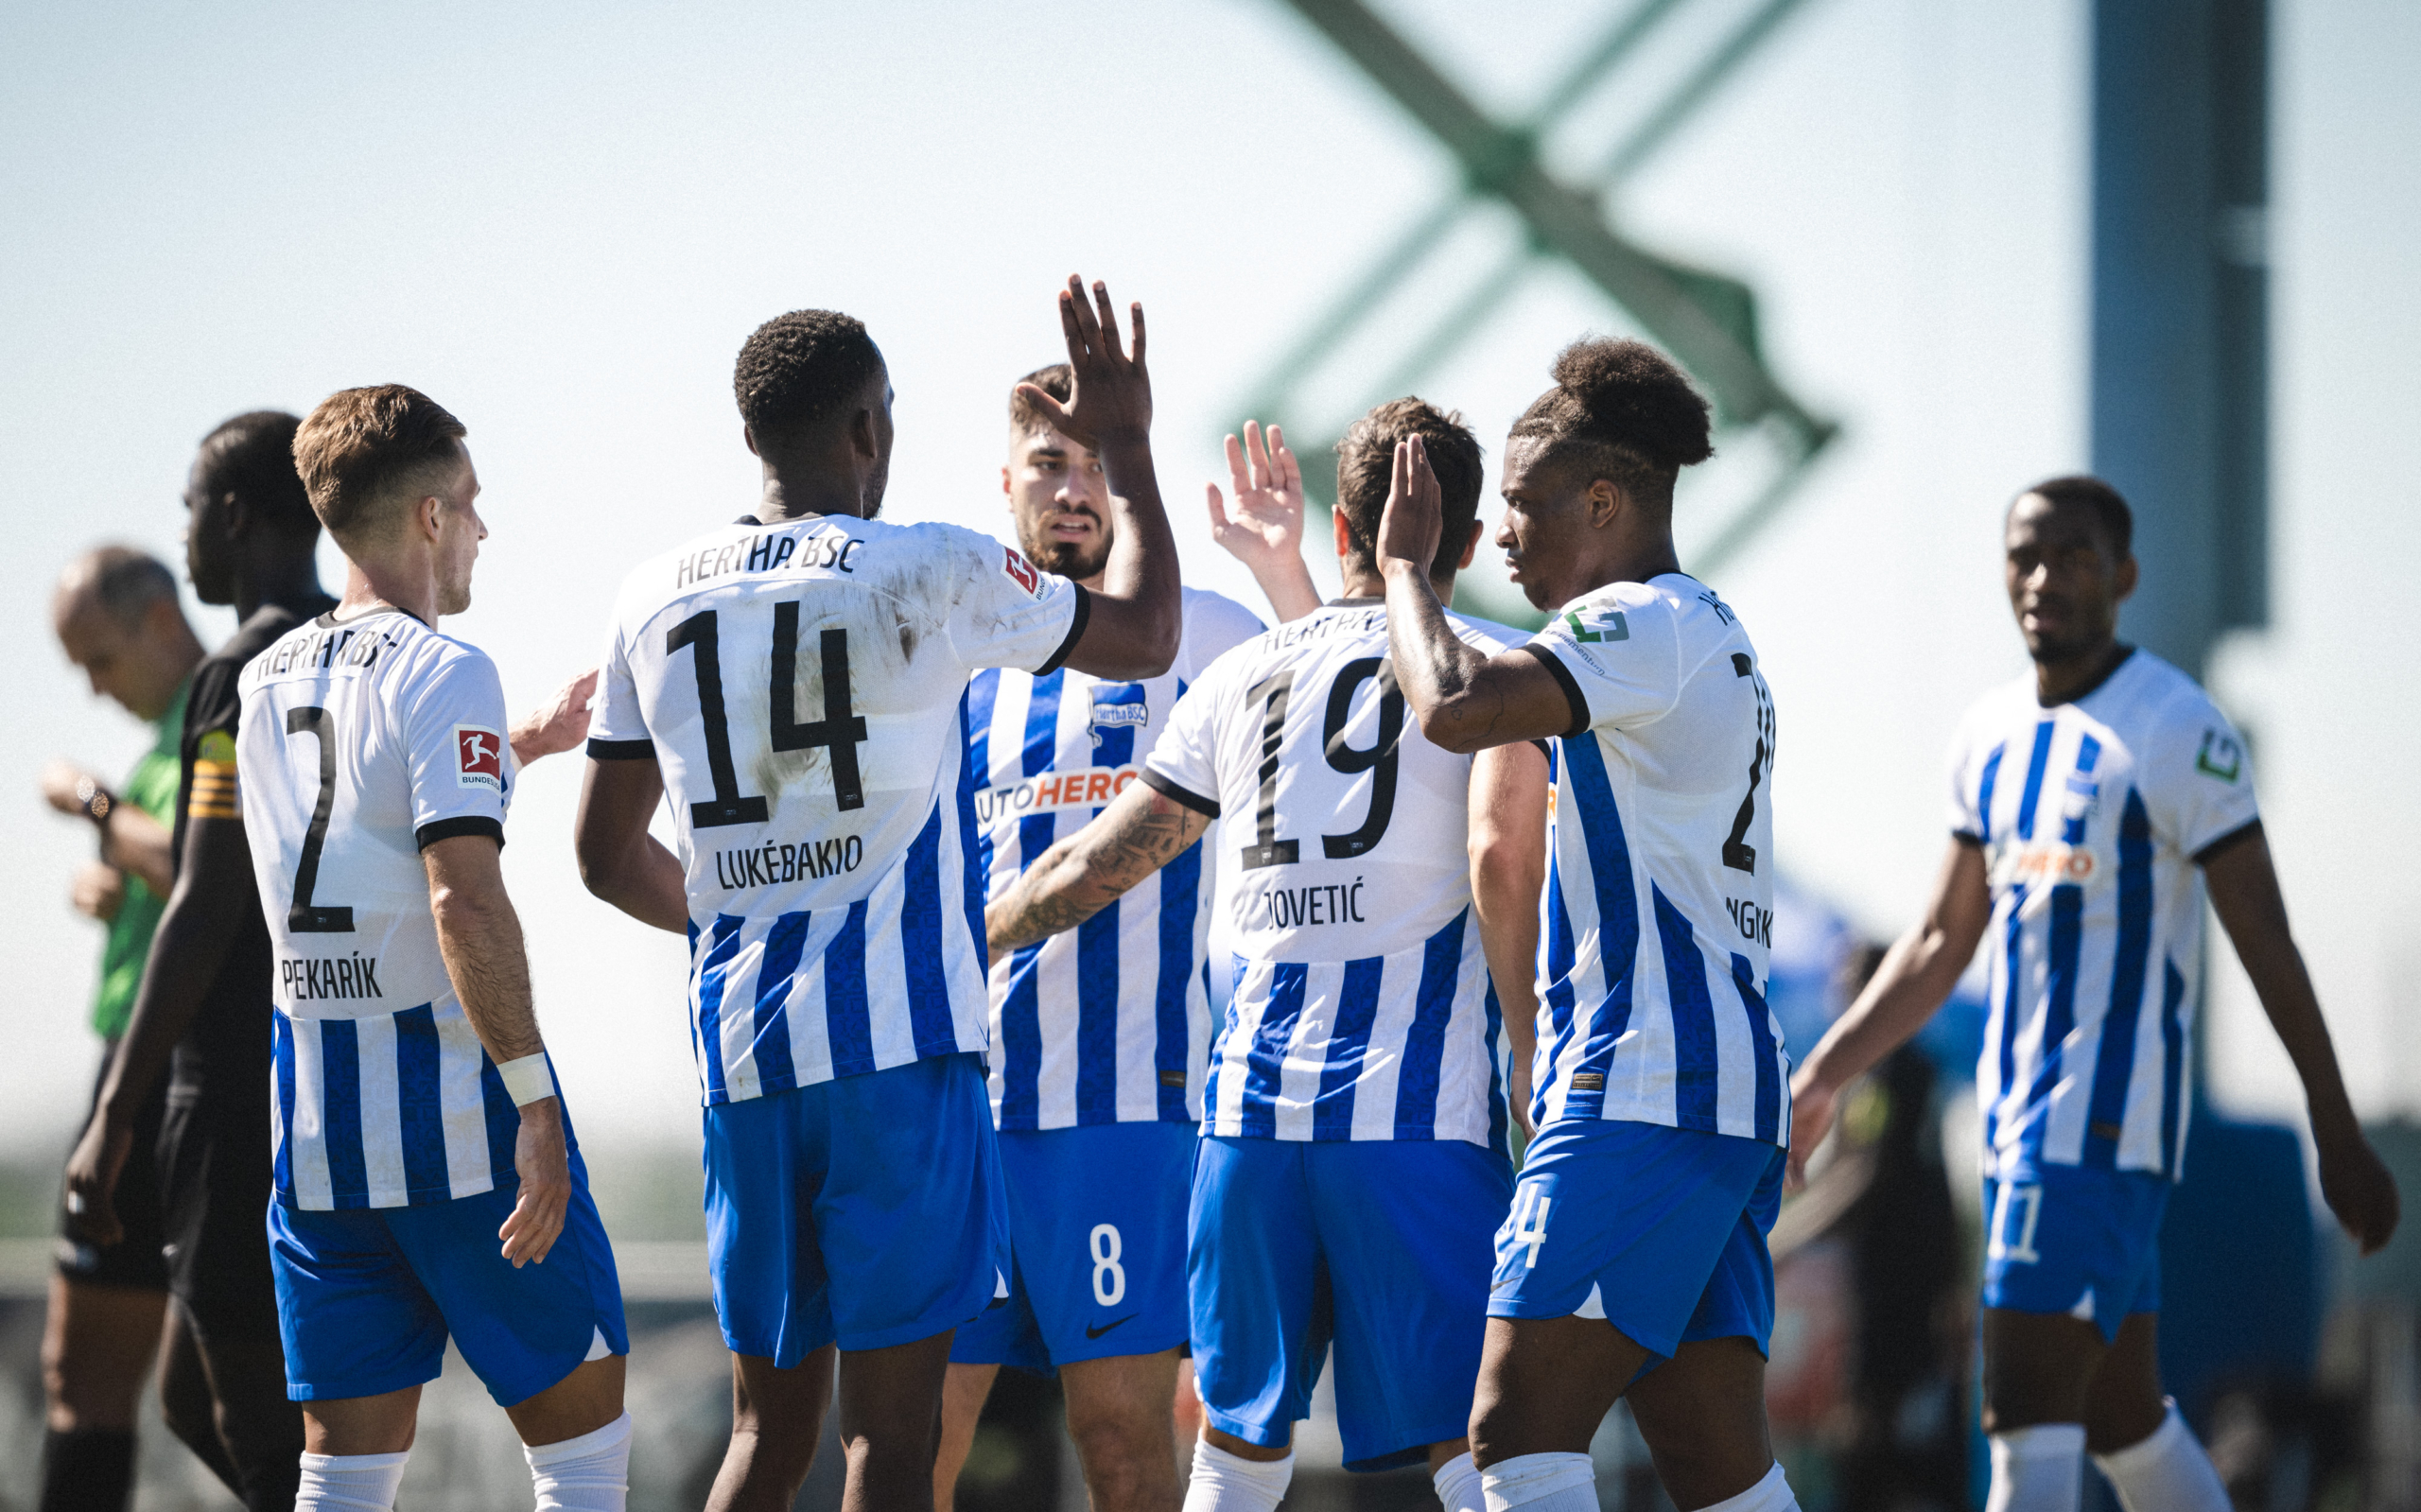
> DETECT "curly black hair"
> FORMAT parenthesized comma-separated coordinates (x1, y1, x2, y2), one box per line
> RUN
(2019, 475, 2134, 558)
(733, 310, 884, 447)
(1508, 338, 1713, 509)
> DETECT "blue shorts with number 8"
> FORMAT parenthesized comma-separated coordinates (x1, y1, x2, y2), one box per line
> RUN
(951, 1121, 1196, 1374)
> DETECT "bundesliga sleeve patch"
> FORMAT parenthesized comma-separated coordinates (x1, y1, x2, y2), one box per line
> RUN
(1002, 545, 1042, 598)
(454, 725, 506, 791)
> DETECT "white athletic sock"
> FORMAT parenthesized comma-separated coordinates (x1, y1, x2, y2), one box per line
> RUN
(1479, 1450, 1596, 1512)
(1988, 1424, 2087, 1512)
(2092, 1402, 2230, 1512)
(1698, 1459, 1802, 1511)
(1433, 1451, 1485, 1511)
(296, 1450, 410, 1512)
(526, 1411, 633, 1512)
(1180, 1439, 1293, 1512)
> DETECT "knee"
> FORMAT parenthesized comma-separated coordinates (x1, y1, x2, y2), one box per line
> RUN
(1064, 1399, 1172, 1485)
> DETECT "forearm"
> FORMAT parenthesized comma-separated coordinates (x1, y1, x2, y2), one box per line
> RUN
(431, 890, 545, 1063)
(1473, 878, 1541, 1062)
(1381, 561, 1521, 752)
(1249, 550, 1323, 623)
(1089, 433, 1183, 668)
(986, 786, 1208, 953)
(581, 835, 689, 934)
(100, 809, 174, 895)
(1797, 926, 1965, 1092)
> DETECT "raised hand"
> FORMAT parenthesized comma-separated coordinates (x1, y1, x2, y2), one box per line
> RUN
(1207, 422, 1305, 568)
(1018, 276, 1150, 449)
(511, 667, 599, 767)
(1374, 434, 1444, 580)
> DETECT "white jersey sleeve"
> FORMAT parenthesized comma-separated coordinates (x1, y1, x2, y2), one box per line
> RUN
(1176, 590, 1267, 681)
(1140, 657, 1223, 812)
(589, 610, 650, 754)
(398, 648, 514, 845)
(1523, 582, 1684, 734)
(947, 530, 1089, 674)
(2145, 691, 2260, 860)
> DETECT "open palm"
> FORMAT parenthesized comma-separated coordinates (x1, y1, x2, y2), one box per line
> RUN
(1207, 420, 1305, 571)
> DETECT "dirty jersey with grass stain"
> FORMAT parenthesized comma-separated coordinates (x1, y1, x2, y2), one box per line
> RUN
(590, 513, 1088, 1105)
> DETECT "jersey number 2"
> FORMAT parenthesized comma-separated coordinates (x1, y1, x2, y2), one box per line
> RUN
(283, 706, 355, 932)
(1239, 657, 1404, 871)
(667, 603, 869, 829)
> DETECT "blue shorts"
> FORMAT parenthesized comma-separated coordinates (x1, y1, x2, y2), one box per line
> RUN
(705, 1051, 1005, 1364)
(268, 1146, 627, 1406)
(1980, 1164, 2167, 1343)
(1489, 1119, 1782, 1367)
(1190, 1135, 1512, 1473)
(952, 1121, 1194, 1374)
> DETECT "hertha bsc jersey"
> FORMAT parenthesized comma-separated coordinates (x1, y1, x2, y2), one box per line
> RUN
(589, 513, 1088, 1105)
(237, 609, 527, 1210)
(968, 585, 1264, 1129)
(1523, 575, 1790, 1144)
(1948, 650, 2258, 1182)
(1142, 600, 1523, 1152)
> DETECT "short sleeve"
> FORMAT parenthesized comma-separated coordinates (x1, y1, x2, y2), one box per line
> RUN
(1176, 590, 1265, 681)
(184, 664, 244, 823)
(1944, 709, 1986, 843)
(947, 530, 1088, 675)
(2148, 698, 2261, 861)
(1521, 585, 1681, 737)
(1141, 668, 1223, 817)
(586, 617, 654, 760)
(402, 647, 514, 850)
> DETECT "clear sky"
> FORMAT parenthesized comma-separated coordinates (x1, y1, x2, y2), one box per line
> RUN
(4, 0, 2413, 1154)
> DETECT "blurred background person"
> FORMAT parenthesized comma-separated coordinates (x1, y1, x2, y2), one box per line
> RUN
(38, 546, 219, 1512)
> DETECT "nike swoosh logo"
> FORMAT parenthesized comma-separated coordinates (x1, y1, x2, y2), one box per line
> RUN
(1085, 1313, 1138, 1340)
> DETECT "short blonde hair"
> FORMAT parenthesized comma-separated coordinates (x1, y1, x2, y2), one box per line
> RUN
(292, 385, 466, 545)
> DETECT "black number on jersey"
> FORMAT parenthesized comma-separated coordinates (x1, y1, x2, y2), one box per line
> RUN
(1239, 669, 1299, 870)
(1239, 658, 1407, 870)
(282, 706, 356, 932)
(1318, 657, 1403, 859)
(770, 606, 867, 811)
(668, 611, 771, 829)
(1721, 652, 1774, 874)
(668, 604, 873, 827)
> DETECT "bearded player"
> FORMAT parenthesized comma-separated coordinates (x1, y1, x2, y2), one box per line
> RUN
(934, 383, 1317, 1512)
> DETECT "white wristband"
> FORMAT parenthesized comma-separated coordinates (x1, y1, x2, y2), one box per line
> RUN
(496, 1052, 556, 1106)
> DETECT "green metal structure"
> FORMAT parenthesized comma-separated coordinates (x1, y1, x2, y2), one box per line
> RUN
(1248, 0, 1838, 622)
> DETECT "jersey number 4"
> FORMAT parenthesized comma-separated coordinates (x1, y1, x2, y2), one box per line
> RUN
(667, 603, 869, 828)
(1239, 657, 1404, 871)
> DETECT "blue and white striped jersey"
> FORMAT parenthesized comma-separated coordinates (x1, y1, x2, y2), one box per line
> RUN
(1142, 600, 1524, 1151)
(1523, 575, 1790, 1144)
(1948, 650, 2258, 1181)
(968, 585, 1264, 1129)
(236, 609, 526, 1210)
(589, 513, 1086, 1105)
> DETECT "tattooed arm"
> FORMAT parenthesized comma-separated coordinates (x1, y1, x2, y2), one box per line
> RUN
(986, 780, 1213, 954)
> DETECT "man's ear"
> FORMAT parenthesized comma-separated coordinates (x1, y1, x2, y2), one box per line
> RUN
(419, 494, 447, 543)
(2113, 553, 2140, 605)
(1332, 505, 1354, 562)
(742, 424, 761, 460)
(849, 407, 879, 461)
(1587, 478, 1625, 529)
(1456, 517, 1483, 571)
(221, 492, 250, 542)
(1001, 464, 1014, 503)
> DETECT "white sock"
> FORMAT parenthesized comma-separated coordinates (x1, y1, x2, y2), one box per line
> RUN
(1480, 1450, 1596, 1512)
(1699, 1459, 1802, 1511)
(1181, 1439, 1294, 1512)
(526, 1411, 633, 1512)
(1988, 1424, 2087, 1512)
(297, 1450, 410, 1512)
(1433, 1451, 1485, 1511)
(2092, 1402, 2230, 1512)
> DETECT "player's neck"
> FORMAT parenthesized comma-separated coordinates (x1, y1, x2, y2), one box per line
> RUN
(2032, 638, 2132, 706)
(1561, 534, 1680, 608)
(1339, 562, 1453, 603)
(333, 558, 436, 629)
(758, 462, 870, 523)
(232, 547, 328, 621)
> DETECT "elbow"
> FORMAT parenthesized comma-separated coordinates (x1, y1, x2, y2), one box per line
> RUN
(1424, 708, 1491, 756)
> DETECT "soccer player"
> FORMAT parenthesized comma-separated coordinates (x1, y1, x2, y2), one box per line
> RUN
(934, 383, 1313, 1512)
(40, 547, 212, 1512)
(572, 278, 1180, 1512)
(66, 410, 337, 1512)
(1373, 340, 1803, 1512)
(984, 397, 1549, 1512)
(244, 384, 628, 1512)
(1785, 476, 2399, 1512)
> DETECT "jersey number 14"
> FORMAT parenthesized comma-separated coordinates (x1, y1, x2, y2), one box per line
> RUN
(666, 603, 869, 828)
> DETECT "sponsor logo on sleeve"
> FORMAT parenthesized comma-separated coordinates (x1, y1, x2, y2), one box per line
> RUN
(1559, 606, 1629, 674)
(2195, 728, 2242, 782)
(1002, 545, 1042, 598)
(455, 725, 505, 791)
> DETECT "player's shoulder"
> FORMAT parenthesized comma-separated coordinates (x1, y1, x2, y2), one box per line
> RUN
(1946, 670, 2042, 756)
(1441, 607, 1527, 658)
(1177, 584, 1265, 667)
(2094, 648, 2223, 727)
